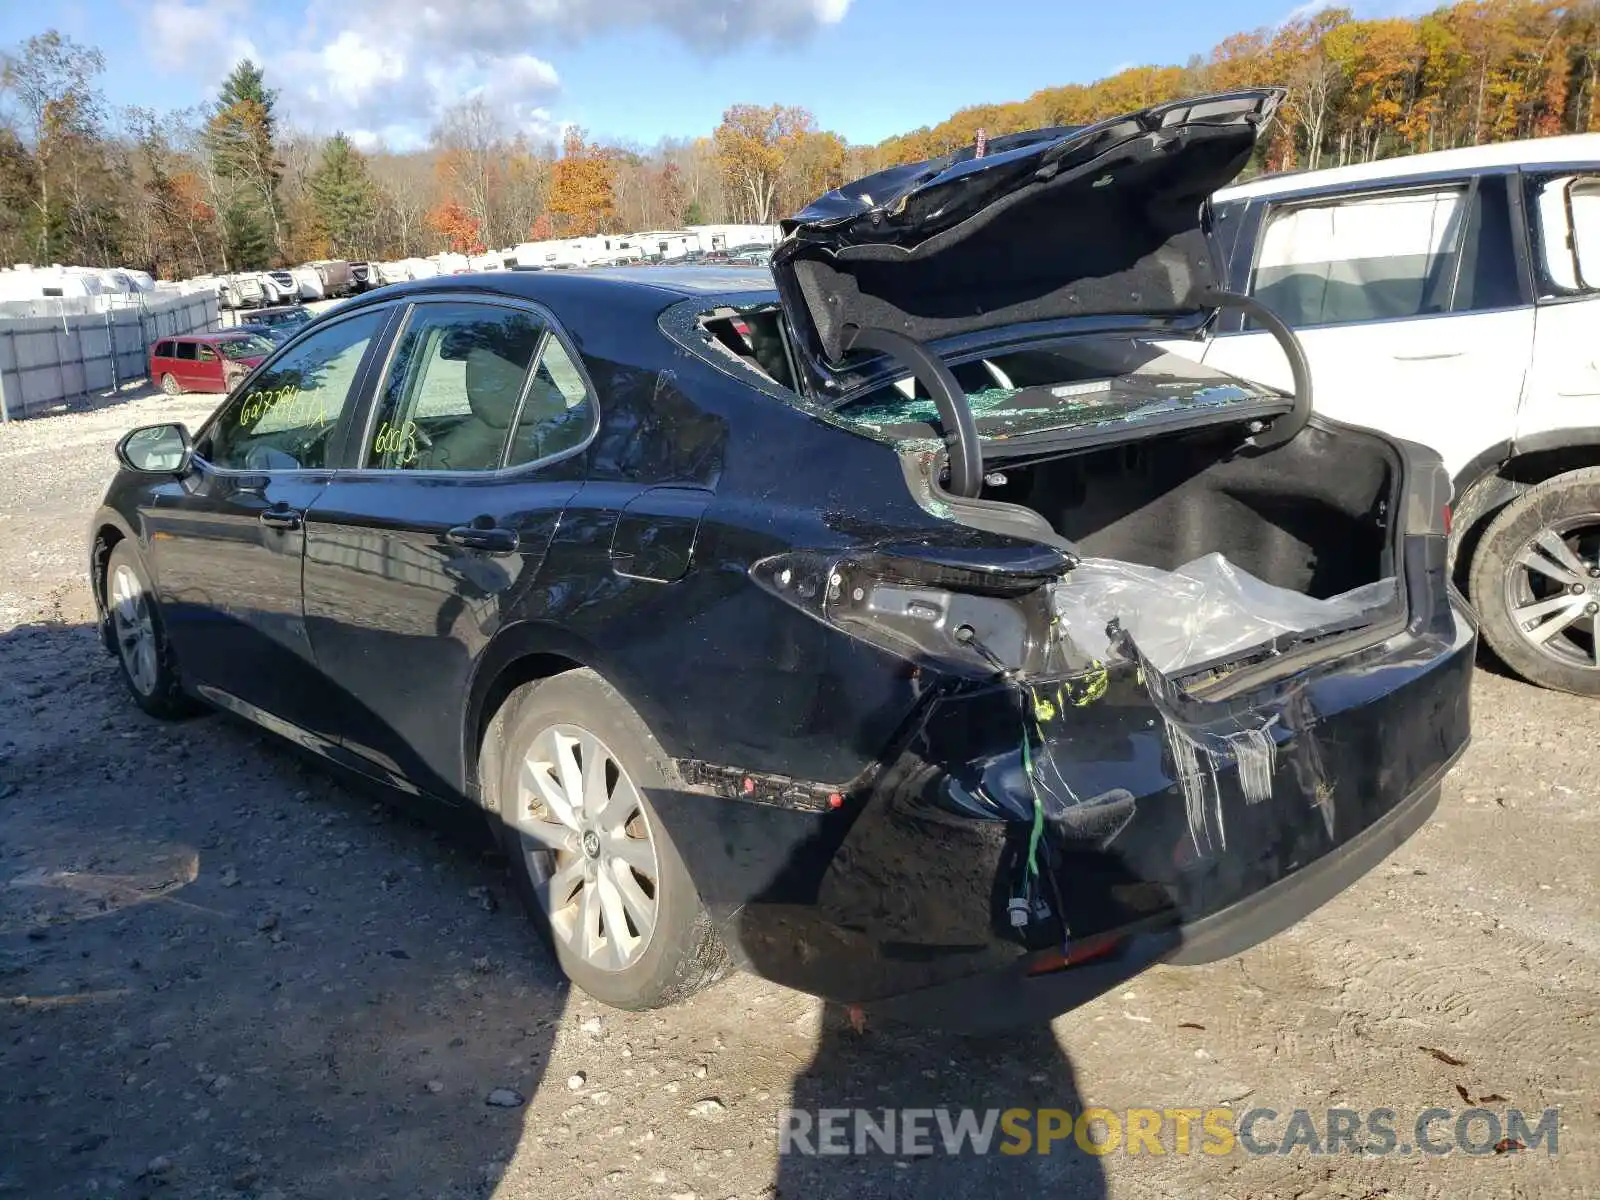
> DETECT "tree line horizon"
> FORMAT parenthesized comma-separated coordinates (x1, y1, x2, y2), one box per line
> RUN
(1, 0, 1596, 278)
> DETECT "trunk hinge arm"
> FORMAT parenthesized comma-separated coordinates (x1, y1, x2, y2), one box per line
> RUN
(1200, 289, 1314, 451)
(842, 324, 985, 498)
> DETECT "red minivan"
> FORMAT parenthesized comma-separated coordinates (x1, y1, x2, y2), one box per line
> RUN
(149, 332, 274, 395)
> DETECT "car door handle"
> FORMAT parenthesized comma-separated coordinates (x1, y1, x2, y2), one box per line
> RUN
(446, 525, 519, 553)
(1391, 350, 1464, 361)
(259, 507, 303, 531)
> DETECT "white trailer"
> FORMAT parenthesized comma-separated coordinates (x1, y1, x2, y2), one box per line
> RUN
(688, 224, 779, 254)
(292, 260, 352, 299)
(632, 231, 698, 261)
(429, 252, 472, 275)
(512, 239, 600, 269)
(0, 266, 105, 302)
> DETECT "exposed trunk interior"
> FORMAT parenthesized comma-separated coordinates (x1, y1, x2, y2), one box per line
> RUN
(982, 420, 1399, 599)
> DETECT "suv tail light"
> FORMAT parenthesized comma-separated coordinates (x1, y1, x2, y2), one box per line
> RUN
(751, 545, 1073, 678)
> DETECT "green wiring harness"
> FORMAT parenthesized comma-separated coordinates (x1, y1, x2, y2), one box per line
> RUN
(1018, 665, 1109, 878)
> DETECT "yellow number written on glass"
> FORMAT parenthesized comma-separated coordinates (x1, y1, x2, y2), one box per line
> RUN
(240, 384, 327, 430)
(374, 420, 421, 466)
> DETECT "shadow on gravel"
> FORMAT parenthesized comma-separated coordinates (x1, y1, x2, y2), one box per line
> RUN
(0, 618, 567, 1199)
(776, 1006, 1108, 1199)
(3, 616, 1107, 1199)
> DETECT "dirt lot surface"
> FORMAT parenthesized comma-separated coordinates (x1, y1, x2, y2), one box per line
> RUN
(1, 391, 1596, 1199)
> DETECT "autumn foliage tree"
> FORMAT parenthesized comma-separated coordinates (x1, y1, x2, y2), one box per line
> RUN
(4, 3, 1600, 275)
(0, 31, 109, 263)
(426, 198, 483, 253)
(548, 127, 617, 236)
(713, 104, 815, 224)
(126, 108, 220, 278)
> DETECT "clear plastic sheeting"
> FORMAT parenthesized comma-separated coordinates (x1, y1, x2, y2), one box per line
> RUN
(1053, 552, 1395, 675)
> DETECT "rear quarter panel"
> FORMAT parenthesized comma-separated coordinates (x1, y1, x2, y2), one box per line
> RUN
(483, 291, 946, 788)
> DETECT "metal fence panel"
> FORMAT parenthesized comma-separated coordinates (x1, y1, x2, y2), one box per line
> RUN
(0, 291, 221, 421)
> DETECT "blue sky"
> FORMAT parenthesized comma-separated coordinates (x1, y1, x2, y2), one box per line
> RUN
(1, 0, 1431, 149)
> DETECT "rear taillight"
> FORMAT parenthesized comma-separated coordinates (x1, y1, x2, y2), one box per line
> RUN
(1026, 931, 1123, 976)
(751, 547, 1070, 677)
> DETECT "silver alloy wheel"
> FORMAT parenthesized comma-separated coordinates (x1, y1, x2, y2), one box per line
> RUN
(1504, 513, 1600, 671)
(110, 563, 159, 696)
(513, 723, 660, 971)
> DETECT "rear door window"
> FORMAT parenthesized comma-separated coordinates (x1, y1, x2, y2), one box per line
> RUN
(1250, 186, 1468, 326)
(174, 342, 198, 361)
(364, 302, 594, 472)
(505, 338, 595, 467)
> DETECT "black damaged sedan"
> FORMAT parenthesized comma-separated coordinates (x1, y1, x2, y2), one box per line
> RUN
(90, 90, 1473, 1032)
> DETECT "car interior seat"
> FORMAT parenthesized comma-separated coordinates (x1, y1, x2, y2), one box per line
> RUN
(421, 345, 530, 470)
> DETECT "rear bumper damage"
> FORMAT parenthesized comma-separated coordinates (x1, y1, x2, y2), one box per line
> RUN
(654, 545, 1475, 1031)
(873, 743, 1454, 1034)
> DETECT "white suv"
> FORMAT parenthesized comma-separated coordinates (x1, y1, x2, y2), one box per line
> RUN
(1174, 135, 1600, 694)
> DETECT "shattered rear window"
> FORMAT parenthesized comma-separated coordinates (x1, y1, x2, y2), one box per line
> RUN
(838, 337, 1281, 443)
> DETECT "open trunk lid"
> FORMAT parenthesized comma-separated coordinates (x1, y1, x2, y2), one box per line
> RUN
(771, 88, 1284, 395)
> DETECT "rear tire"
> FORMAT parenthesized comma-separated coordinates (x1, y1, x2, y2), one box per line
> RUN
(104, 542, 193, 718)
(1469, 467, 1600, 695)
(160, 373, 182, 396)
(483, 669, 727, 1010)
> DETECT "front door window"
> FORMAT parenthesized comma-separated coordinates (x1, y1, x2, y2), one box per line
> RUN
(203, 311, 386, 472)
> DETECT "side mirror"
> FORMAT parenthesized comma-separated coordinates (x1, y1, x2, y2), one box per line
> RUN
(117, 423, 194, 475)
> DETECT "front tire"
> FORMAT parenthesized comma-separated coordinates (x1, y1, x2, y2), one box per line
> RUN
(104, 542, 192, 718)
(1469, 467, 1600, 694)
(484, 669, 726, 1010)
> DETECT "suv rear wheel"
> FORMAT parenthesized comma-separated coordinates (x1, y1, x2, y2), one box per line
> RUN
(1469, 467, 1600, 695)
(483, 669, 727, 1010)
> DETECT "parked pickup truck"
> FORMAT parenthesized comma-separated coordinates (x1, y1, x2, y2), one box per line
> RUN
(1168, 135, 1600, 694)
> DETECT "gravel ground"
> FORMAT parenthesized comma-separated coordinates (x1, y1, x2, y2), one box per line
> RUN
(1, 391, 1596, 1199)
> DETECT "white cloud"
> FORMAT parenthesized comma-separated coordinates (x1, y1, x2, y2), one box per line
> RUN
(366, 0, 852, 54)
(494, 54, 562, 96)
(146, 0, 260, 89)
(142, 0, 852, 145)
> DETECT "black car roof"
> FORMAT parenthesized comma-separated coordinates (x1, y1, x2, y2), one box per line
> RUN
(360, 266, 778, 311)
